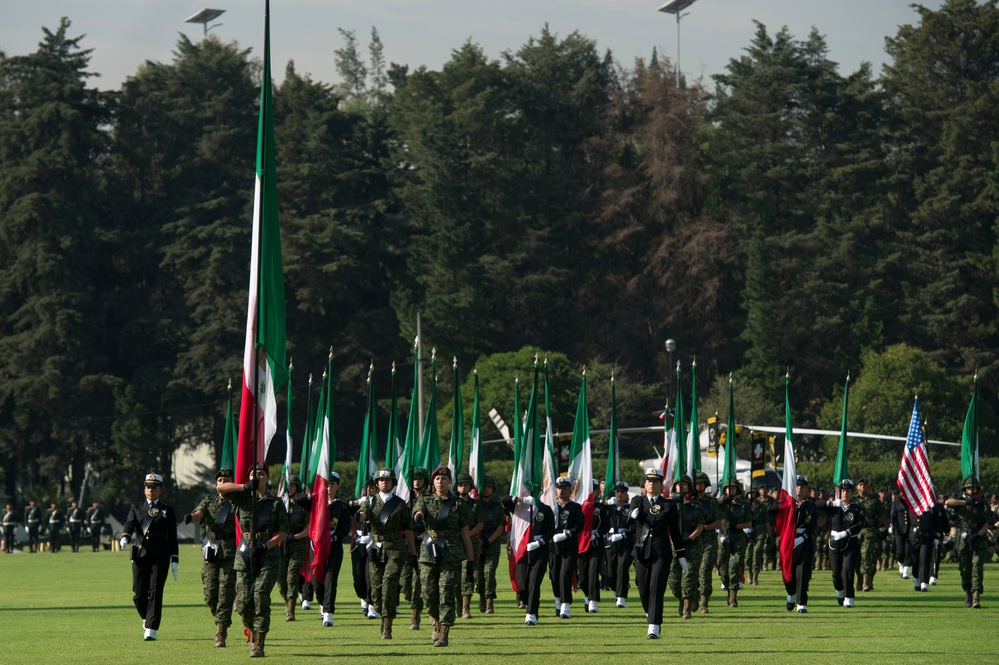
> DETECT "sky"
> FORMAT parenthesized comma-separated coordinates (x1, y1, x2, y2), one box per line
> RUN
(1, 0, 947, 91)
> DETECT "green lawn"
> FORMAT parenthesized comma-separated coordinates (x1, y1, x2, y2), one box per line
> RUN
(0, 545, 993, 664)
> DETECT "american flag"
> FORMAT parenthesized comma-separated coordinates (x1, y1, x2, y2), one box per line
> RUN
(897, 400, 935, 516)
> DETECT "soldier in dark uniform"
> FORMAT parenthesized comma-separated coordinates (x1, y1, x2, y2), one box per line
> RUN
(412, 465, 475, 647)
(400, 466, 429, 626)
(66, 501, 86, 552)
(784, 475, 818, 613)
(46, 502, 65, 553)
(549, 476, 583, 619)
(278, 478, 310, 622)
(87, 500, 107, 552)
(454, 473, 483, 619)
(217, 462, 290, 657)
(906, 501, 940, 592)
(746, 486, 771, 584)
(819, 478, 866, 607)
(120, 473, 179, 641)
(855, 478, 887, 592)
(718, 479, 752, 607)
(694, 472, 723, 614)
(876, 487, 893, 571)
(945, 476, 995, 608)
(351, 477, 376, 618)
(315, 471, 358, 628)
(501, 491, 554, 625)
(667, 475, 703, 619)
(184, 468, 238, 648)
(356, 468, 419, 640)
(628, 468, 686, 639)
(3, 503, 18, 553)
(581, 479, 611, 613)
(25, 499, 42, 553)
(606, 482, 635, 608)
(890, 489, 913, 578)
(475, 476, 505, 614)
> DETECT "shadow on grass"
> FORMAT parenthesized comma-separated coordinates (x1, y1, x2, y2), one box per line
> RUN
(0, 603, 205, 612)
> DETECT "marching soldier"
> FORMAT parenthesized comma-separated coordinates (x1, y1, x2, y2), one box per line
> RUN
(455, 473, 483, 619)
(606, 482, 636, 608)
(627, 467, 686, 639)
(217, 462, 290, 657)
(315, 472, 358, 628)
(184, 468, 238, 648)
(25, 499, 42, 553)
(46, 502, 65, 553)
(855, 478, 887, 591)
(891, 489, 913, 578)
(351, 477, 376, 618)
(718, 479, 751, 607)
(278, 478, 310, 622)
(581, 479, 611, 613)
(694, 472, 723, 613)
(475, 476, 505, 614)
(667, 475, 703, 619)
(502, 491, 554, 625)
(400, 466, 429, 625)
(87, 500, 107, 552)
(120, 473, 180, 641)
(550, 476, 583, 619)
(412, 465, 475, 647)
(820, 478, 866, 607)
(746, 485, 771, 584)
(784, 475, 818, 613)
(944, 476, 996, 608)
(356, 468, 418, 640)
(3, 502, 18, 553)
(67, 500, 86, 553)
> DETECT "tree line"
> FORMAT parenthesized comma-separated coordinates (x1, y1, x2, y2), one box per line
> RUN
(1, 1, 997, 510)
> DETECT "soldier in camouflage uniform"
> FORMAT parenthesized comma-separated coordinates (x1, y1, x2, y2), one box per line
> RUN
(218, 462, 290, 658)
(746, 486, 771, 584)
(855, 478, 887, 592)
(475, 476, 505, 613)
(185, 468, 239, 648)
(413, 465, 475, 647)
(945, 476, 997, 608)
(694, 472, 723, 613)
(454, 473, 483, 619)
(718, 479, 751, 607)
(278, 478, 310, 621)
(667, 476, 704, 619)
(357, 468, 418, 640)
(400, 466, 429, 626)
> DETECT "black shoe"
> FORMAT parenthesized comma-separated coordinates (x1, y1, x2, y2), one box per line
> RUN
(836, 597, 844, 606)
(786, 601, 794, 612)
(797, 607, 807, 613)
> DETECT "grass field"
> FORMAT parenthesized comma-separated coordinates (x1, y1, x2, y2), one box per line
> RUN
(0, 545, 994, 664)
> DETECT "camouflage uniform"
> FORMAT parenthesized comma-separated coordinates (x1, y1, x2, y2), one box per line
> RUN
(232, 490, 290, 635)
(194, 491, 237, 629)
(475, 490, 505, 606)
(667, 490, 704, 617)
(857, 489, 887, 589)
(950, 479, 995, 607)
(718, 486, 751, 606)
(278, 490, 310, 616)
(414, 490, 472, 630)
(457, 489, 483, 598)
(696, 480, 723, 611)
(746, 495, 769, 583)
(361, 491, 413, 619)
(400, 473, 429, 609)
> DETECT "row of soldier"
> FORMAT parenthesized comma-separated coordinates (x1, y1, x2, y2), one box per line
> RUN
(2, 498, 109, 553)
(94, 462, 999, 657)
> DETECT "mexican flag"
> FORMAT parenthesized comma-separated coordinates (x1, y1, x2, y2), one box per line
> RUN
(685, 361, 700, 480)
(419, 353, 440, 473)
(355, 364, 378, 498)
(394, 339, 420, 504)
(468, 371, 484, 497)
(720, 374, 737, 488)
(384, 362, 402, 469)
(776, 375, 798, 585)
(298, 372, 315, 486)
(509, 362, 539, 565)
(603, 376, 619, 500)
(235, 0, 287, 485)
(446, 357, 464, 477)
(307, 354, 334, 584)
(833, 375, 850, 490)
(567, 372, 594, 555)
(541, 363, 559, 513)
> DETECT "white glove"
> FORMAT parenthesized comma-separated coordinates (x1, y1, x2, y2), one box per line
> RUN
(522, 496, 535, 506)
(832, 530, 847, 541)
(526, 541, 541, 552)
(591, 530, 599, 541)
(552, 532, 568, 543)
(795, 527, 806, 535)
(609, 533, 624, 543)
(357, 534, 372, 546)
(793, 536, 804, 548)
(888, 526, 893, 536)
(629, 508, 639, 519)
(743, 527, 753, 535)
(171, 561, 178, 580)
(933, 538, 940, 547)
(831, 499, 842, 508)
(943, 534, 951, 544)
(119, 536, 129, 550)
(719, 535, 727, 545)
(678, 557, 689, 575)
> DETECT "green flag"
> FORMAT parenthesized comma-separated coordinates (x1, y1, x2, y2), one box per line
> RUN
(509, 376, 523, 496)
(833, 375, 850, 486)
(396, 339, 420, 503)
(356, 363, 378, 498)
(673, 364, 686, 483)
(222, 379, 237, 472)
(384, 362, 402, 469)
(419, 352, 440, 472)
(687, 360, 700, 478)
(469, 370, 484, 494)
(298, 372, 314, 485)
(603, 375, 619, 500)
(720, 374, 736, 487)
(961, 374, 979, 481)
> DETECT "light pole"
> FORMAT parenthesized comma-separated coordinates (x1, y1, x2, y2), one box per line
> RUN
(185, 8, 226, 39)
(657, 0, 700, 87)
